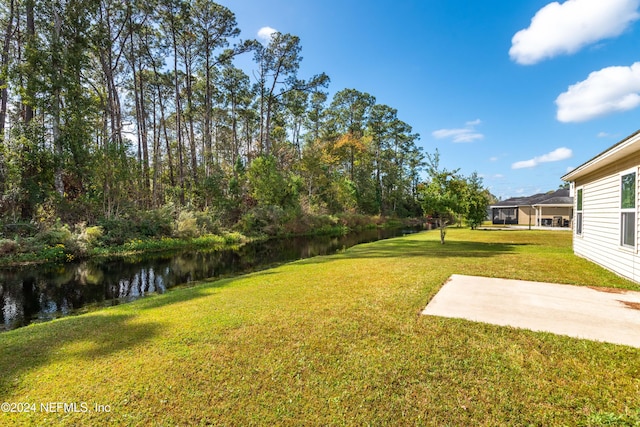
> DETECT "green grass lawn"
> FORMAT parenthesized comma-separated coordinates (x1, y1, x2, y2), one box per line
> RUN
(2, 229, 640, 426)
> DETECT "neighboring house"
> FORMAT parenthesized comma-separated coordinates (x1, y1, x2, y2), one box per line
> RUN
(490, 189, 573, 227)
(562, 129, 640, 283)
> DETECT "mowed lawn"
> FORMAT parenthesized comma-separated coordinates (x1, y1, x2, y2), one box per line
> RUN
(2, 229, 640, 426)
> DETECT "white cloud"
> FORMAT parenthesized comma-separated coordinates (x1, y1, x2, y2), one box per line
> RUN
(566, 166, 576, 173)
(257, 26, 278, 43)
(512, 147, 573, 169)
(510, 0, 640, 65)
(432, 120, 484, 143)
(512, 159, 538, 169)
(597, 132, 611, 137)
(489, 156, 499, 162)
(556, 62, 640, 122)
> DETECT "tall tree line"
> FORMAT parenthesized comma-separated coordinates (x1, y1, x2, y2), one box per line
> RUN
(0, 0, 425, 228)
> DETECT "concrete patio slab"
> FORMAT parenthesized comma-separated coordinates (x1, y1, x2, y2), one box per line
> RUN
(422, 274, 640, 348)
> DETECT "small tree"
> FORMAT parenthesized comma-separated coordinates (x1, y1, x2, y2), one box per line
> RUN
(420, 151, 467, 244)
(466, 172, 491, 230)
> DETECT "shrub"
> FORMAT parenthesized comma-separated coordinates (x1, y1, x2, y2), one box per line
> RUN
(0, 238, 18, 255)
(336, 213, 377, 230)
(36, 221, 72, 246)
(98, 217, 134, 245)
(137, 207, 174, 237)
(74, 224, 104, 253)
(83, 226, 104, 243)
(194, 210, 221, 235)
(39, 244, 67, 263)
(0, 222, 38, 238)
(175, 211, 198, 239)
(238, 205, 289, 236)
(309, 214, 345, 235)
(222, 231, 246, 244)
(282, 213, 344, 236)
(99, 207, 174, 245)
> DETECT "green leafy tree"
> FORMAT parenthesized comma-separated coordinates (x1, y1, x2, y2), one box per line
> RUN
(327, 88, 375, 182)
(420, 151, 467, 244)
(465, 172, 491, 230)
(192, 1, 255, 180)
(0, 0, 432, 236)
(254, 33, 324, 154)
(246, 155, 299, 210)
(305, 90, 327, 144)
(367, 104, 396, 214)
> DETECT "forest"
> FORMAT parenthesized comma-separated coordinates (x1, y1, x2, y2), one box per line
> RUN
(0, 0, 490, 260)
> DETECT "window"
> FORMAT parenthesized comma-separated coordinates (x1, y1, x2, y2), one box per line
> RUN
(576, 188, 583, 235)
(620, 171, 636, 248)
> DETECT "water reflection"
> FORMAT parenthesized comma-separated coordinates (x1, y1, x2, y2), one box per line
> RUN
(0, 227, 420, 331)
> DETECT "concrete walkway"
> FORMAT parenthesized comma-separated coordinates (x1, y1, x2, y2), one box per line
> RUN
(422, 274, 640, 348)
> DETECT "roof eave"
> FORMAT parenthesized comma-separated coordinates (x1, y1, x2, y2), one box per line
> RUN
(562, 129, 640, 182)
(532, 204, 573, 208)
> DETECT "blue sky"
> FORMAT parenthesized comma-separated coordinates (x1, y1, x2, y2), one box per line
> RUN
(217, 0, 640, 199)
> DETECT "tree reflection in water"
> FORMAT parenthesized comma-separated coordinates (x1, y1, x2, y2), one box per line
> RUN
(0, 227, 421, 331)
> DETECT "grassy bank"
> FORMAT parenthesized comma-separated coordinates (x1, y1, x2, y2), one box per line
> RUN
(0, 213, 415, 267)
(1, 229, 639, 426)
(0, 232, 251, 267)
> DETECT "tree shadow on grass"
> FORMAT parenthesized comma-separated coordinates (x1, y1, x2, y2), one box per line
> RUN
(0, 276, 237, 400)
(0, 266, 287, 400)
(0, 313, 158, 399)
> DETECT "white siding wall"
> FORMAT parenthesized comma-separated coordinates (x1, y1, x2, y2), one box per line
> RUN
(575, 169, 639, 282)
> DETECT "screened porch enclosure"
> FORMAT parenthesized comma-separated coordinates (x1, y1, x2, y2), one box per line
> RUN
(492, 207, 518, 225)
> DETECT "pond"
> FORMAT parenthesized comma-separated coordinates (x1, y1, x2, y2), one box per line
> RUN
(0, 227, 422, 332)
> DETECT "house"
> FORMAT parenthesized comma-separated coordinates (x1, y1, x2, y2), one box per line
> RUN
(490, 189, 573, 227)
(562, 129, 640, 283)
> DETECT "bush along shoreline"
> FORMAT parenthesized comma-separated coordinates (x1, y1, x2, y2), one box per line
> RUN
(0, 209, 425, 267)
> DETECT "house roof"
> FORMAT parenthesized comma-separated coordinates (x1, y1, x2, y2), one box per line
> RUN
(562, 129, 640, 182)
(534, 196, 573, 206)
(491, 189, 572, 208)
